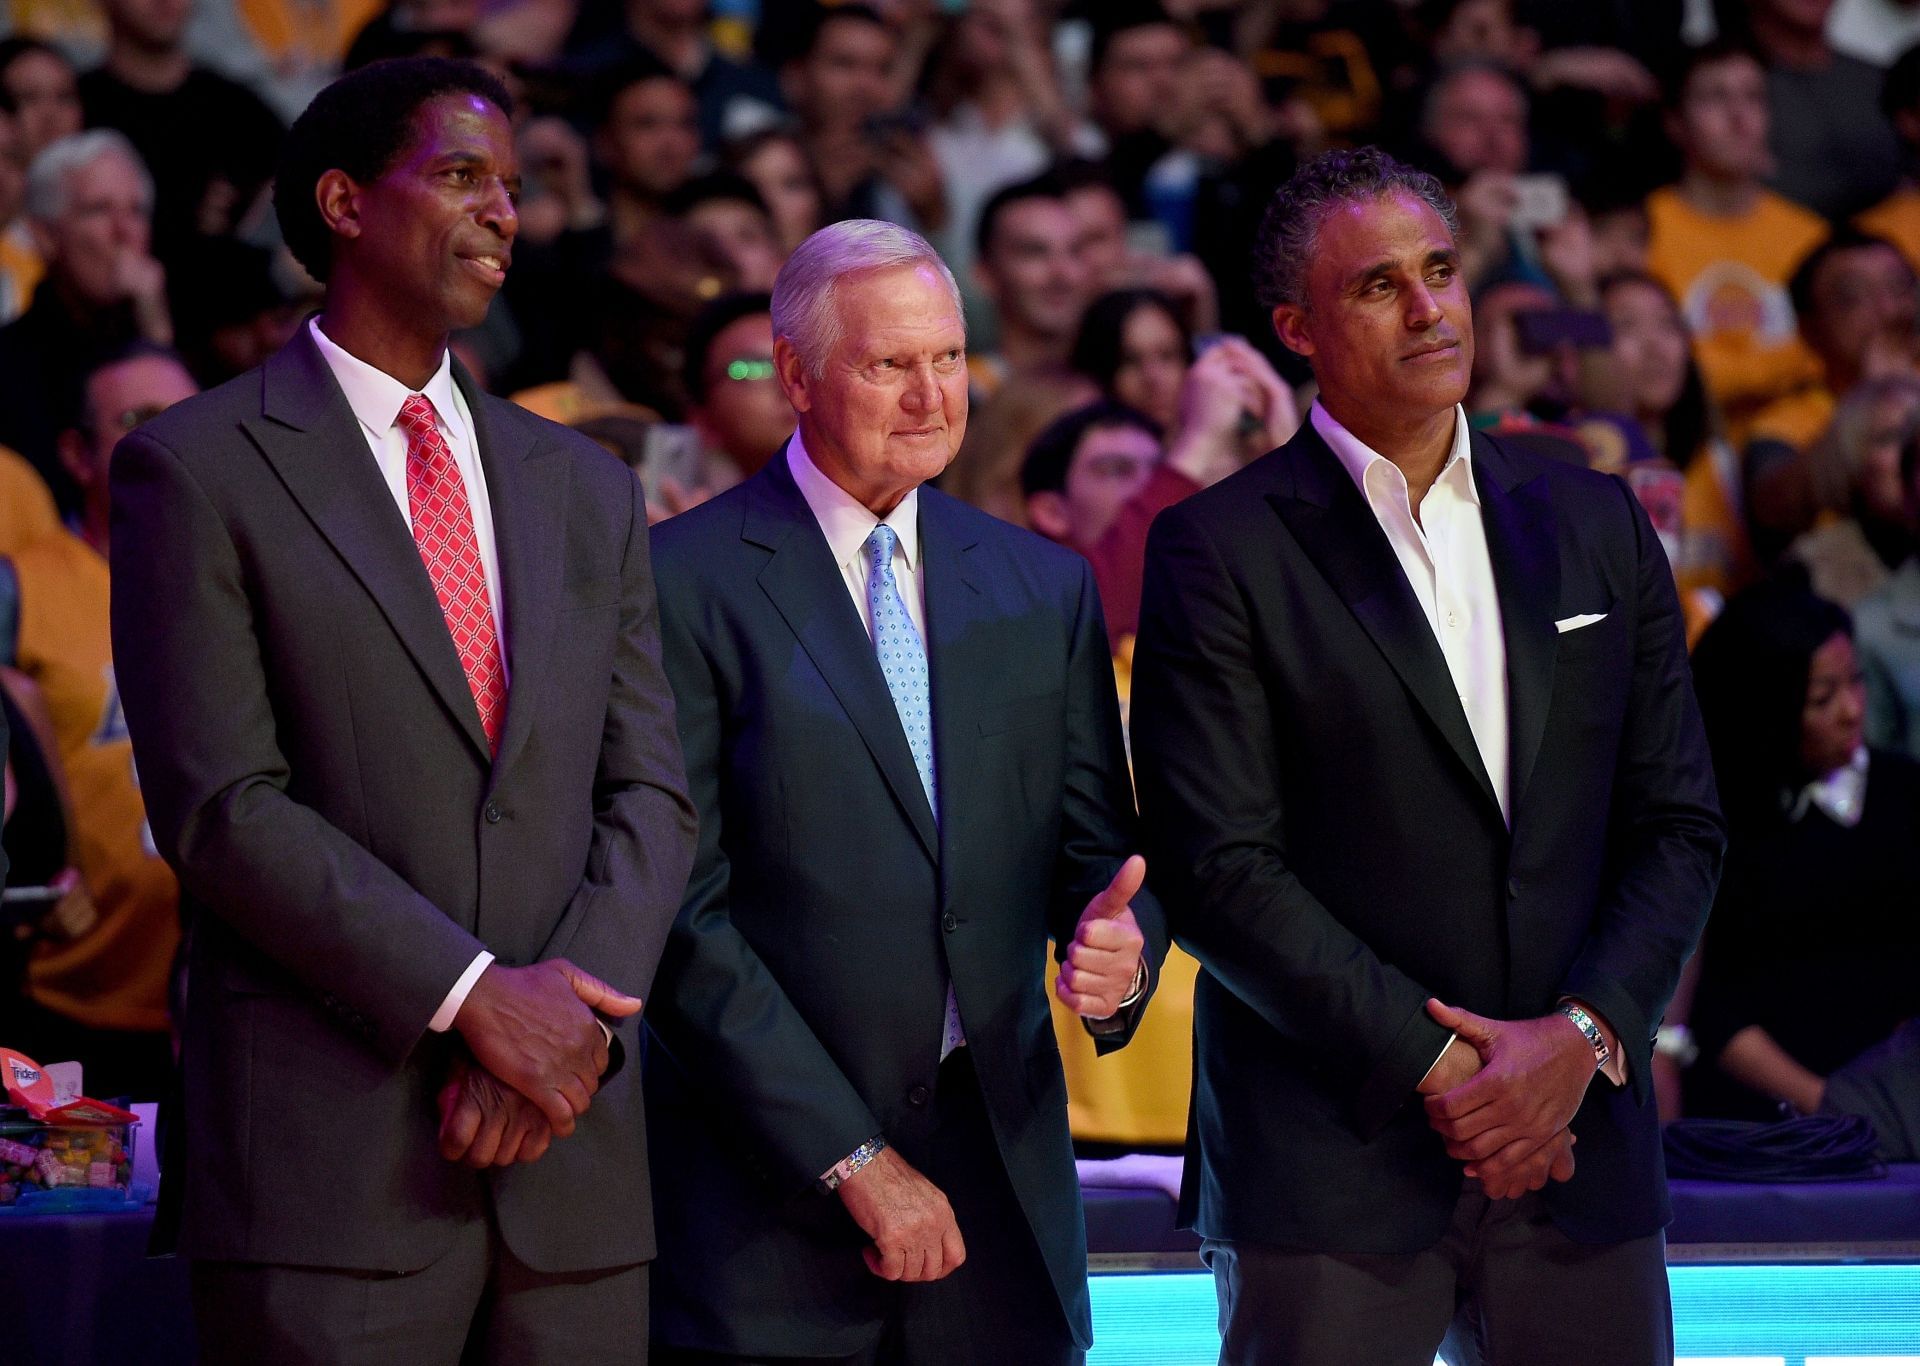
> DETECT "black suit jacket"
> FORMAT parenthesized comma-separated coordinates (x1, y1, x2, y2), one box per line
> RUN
(109, 326, 697, 1273)
(644, 451, 1169, 1355)
(1131, 421, 1724, 1252)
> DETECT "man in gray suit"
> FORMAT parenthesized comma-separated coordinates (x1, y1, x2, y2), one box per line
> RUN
(110, 58, 697, 1363)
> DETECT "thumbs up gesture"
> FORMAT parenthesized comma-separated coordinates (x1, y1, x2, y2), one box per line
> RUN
(1055, 855, 1148, 1019)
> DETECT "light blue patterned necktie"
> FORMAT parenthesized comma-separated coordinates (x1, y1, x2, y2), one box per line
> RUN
(864, 524, 965, 1057)
(865, 524, 937, 819)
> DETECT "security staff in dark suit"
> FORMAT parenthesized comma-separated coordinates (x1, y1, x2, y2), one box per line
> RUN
(109, 58, 697, 1363)
(646, 218, 1168, 1366)
(1131, 148, 1726, 1365)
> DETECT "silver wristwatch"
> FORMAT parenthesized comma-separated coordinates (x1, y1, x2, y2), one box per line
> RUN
(1559, 1003, 1611, 1071)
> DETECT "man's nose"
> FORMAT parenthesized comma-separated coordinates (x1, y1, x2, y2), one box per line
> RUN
(900, 364, 939, 411)
(477, 178, 518, 242)
(1406, 282, 1442, 328)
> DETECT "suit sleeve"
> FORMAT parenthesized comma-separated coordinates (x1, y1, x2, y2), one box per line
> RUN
(109, 429, 487, 1065)
(644, 544, 883, 1194)
(1556, 478, 1726, 1103)
(534, 470, 699, 1077)
(1131, 503, 1453, 1137)
(1051, 556, 1169, 1052)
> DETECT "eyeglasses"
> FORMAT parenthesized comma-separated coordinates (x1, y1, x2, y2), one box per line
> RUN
(722, 358, 775, 383)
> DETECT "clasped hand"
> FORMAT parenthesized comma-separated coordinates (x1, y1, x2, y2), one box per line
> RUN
(1054, 855, 1148, 1019)
(1419, 998, 1596, 1200)
(438, 959, 642, 1166)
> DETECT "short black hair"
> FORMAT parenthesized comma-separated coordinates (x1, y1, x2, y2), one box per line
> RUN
(665, 170, 771, 221)
(1788, 227, 1907, 322)
(797, 3, 888, 62)
(1070, 287, 1191, 393)
(0, 37, 66, 115)
(1051, 157, 1123, 203)
(1663, 38, 1766, 112)
(67, 340, 191, 434)
(591, 51, 689, 132)
(975, 171, 1069, 261)
(1089, 2, 1180, 77)
(682, 290, 774, 404)
(1021, 399, 1161, 498)
(275, 57, 513, 284)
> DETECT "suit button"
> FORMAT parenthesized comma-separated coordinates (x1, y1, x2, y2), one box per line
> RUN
(484, 801, 502, 824)
(942, 912, 957, 933)
(907, 1084, 930, 1107)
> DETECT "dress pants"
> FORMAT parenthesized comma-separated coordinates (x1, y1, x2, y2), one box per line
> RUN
(191, 1204, 649, 1366)
(654, 1049, 1082, 1366)
(1203, 1181, 1672, 1366)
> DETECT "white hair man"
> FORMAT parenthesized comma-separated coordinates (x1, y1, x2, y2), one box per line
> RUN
(0, 128, 168, 509)
(645, 218, 1169, 1365)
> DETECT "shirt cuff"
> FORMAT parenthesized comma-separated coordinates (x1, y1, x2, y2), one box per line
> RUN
(1417, 1032, 1459, 1090)
(1084, 961, 1149, 1023)
(427, 950, 495, 1033)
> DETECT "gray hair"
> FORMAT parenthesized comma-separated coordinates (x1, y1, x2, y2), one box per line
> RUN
(1253, 146, 1460, 311)
(25, 129, 153, 225)
(771, 219, 964, 376)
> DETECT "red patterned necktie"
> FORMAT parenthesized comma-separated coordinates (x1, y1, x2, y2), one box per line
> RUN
(397, 393, 506, 754)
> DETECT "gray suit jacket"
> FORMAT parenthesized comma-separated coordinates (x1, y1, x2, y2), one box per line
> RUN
(110, 325, 697, 1273)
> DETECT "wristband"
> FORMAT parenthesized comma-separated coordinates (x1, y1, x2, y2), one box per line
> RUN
(821, 1136, 887, 1192)
(1560, 1003, 1611, 1072)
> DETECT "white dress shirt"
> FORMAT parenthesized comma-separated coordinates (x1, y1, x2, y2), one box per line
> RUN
(1314, 400, 1510, 825)
(308, 318, 502, 1034)
(1315, 402, 1625, 1089)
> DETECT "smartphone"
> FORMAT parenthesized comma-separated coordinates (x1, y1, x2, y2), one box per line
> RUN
(1508, 173, 1569, 232)
(1513, 308, 1612, 355)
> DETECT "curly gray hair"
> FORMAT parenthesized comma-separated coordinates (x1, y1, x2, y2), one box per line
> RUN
(1253, 147, 1459, 311)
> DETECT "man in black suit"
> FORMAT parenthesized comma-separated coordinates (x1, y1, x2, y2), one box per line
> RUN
(646, 218, 1168, 1365)
(1131, 148, 1725, 1365)
(109, 59, 697, 1363)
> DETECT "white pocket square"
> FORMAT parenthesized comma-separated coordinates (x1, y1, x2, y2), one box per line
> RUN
(1554, 612, 1607, 634)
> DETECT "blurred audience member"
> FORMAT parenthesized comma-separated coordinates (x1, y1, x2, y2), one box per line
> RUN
(924, 0, 1093, 282)
(1646, 40, 1828, 434)
(1465, 278, 1565, 419)
(780, 4, 946, 232)
(0, 105, 41, 324)
(0, 39, 82, 164)
(4, 343, 197, 1098)
(1072, 286, 1193, 434)
(80, 0, 285, 262)
(1057, 157, 1220, 338)
(1786, 374, 1920, 606)
(1857, 41, 1920, 273)
(970, 173, 1092, 398)
(1742, 0, 1902, 218)
(167, 234, 303, 385)
(668, 171, 784, 290)
(1594, 271, 1757, 601)
(1855, 422, 1920, 758)
(1750, 230, 1920, 458)
(1419, 60, 1535, 287)
(1084, 2, 1190, 215)
(665, 289, 793, 509)
(566, 0, 782, 147)
(0, 131, 171, 512)
(722, 126, 824, 256)
(942, 365, 1097, 528)
(1688, 580, 1920, 1140)
(593, 53, 701, 244)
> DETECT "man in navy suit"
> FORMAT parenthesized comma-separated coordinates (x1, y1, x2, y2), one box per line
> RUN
(1131, 148, 1725, 1364)
(646, 219, 1168, 1365)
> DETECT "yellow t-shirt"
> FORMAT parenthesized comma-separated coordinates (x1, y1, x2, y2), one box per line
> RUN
(1747, 384, 1836, 456)
(0, 227, 43, 326)
(1676, 440, 1758, 601)
(0, 445, 61, 557)
(14, 532, 179, 1032)
(1858, 187, 1920, 278)
(1645, 187, 1828, 431)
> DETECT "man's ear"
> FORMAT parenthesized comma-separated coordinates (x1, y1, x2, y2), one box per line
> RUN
(1271, 302, 1314, 359)
(773, 334, 812, 414)
(56, 428, 93, 492)
(314, 169, 363, 242)
(1026, 490, 1071, 542)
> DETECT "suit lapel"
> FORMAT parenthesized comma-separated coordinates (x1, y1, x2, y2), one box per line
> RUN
(1267, 422, 1500, 815)
(462, 367, 562, 782)
(243, 327, 492, 761)
(1474, 431, 1559, 817)
(920, 491, 983, 877)
(746, 453, 940, 862)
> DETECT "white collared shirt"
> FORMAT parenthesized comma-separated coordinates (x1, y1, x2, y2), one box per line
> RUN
(786, 430, 927, 641)
(308, 317, 504, 1034)
(1313, 400, 1511, 826)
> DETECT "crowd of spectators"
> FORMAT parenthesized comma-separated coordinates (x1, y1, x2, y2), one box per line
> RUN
(2, 0, 1919, 1157)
